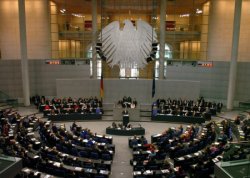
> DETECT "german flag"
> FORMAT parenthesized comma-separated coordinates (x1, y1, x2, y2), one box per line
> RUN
(152, 69, 155, 98)
(100, 74, 104, 100)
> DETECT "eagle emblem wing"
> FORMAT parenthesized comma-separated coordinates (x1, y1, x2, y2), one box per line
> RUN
(99, 19, 157, 69)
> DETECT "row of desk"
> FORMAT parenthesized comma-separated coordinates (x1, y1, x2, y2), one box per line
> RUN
(152, 114, 205, 124)
(106, 127, 145, 136)
(48, 113, 102, 121)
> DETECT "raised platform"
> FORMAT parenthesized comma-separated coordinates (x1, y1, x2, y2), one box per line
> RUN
(152, 115, 205, 124)
(48, 113, 102, 121)
(113, 108, 140, 122)
(106, 127, 145, 136)
(0, 155, 22, 178)
(239, 101, 250, 108)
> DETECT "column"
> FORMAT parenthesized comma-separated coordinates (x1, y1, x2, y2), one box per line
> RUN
(159, 0, 166, 79)
(18, 0, 30, 106)
(92, 0, 97, 79)
(227, 0, 242, 110)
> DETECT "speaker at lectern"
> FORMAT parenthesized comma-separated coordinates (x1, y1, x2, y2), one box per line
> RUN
(122, 109, 129, 127)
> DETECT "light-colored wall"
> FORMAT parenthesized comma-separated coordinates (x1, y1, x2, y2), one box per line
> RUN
(56, 79, 200, 104)
(0, 0, 50, 60)
(166, 62, 230, 103)
(208, 0, 250, 61)
(1, 60, 250, 105)
(0, 0, 21, 59)
(0, 60, 90, 98)
(26, 0, 51, 59)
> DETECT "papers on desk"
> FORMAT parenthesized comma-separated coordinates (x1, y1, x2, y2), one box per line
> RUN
(75, 167, 83, 171)
(22, 168, 31, 173)
(33, 155, 39, 159)
(27, 132, 34, 136)
(161, 169, 170, 174)
(99, 170, 109, 175)
(177, 157, 185, 161)
(27, 128, 33, 132)
(85, 169, 93, 173)
(53, 162, 61, 167)
(133, 171, 141, 175)
(212, 158, 219, 163)
(61, 153, 68, 157)
(213, 156, 222, 163)
(144, 170, 153, 175)
(34, 171, 40, 176)
(194, 152, 200, 157)
(153, 134, 162, 137)
(214, 142, 220, 146)
(185, 155, 192, 159)
(133, 151, 140, 154)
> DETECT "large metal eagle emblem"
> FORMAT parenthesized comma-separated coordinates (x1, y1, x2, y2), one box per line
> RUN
(98, 19, 157, 69)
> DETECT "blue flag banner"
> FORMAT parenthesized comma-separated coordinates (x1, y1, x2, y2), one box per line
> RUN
(152, 72, 155, 98)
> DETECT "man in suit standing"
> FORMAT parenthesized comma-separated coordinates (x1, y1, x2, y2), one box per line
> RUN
(122, 108, 129, 127)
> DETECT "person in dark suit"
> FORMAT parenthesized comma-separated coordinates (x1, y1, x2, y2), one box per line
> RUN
(122, 108, 129, 115)
(122, 108, 129, 127)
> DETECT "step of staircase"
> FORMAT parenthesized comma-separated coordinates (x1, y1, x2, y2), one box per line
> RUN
(102, 109, 113, 117)
(0, 102, 13, 111)
(140, 110, 151, 117)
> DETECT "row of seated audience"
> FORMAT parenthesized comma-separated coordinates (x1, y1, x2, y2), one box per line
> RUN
(37, 96, 103, 116)
(129, 121, 232, 178)
(110, 121, 134, 130)
(117, 96, 137, 108)
(222, 143, 250, 162)
(0, 109, 114, 178)
(241, 115, 250, 141)
(152, 97, 223, 118)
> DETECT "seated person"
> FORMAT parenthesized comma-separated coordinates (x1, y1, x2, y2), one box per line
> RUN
(132, 98, 137, 108)
(234, 116, 241, 125)
(71, 121, 77, 131)
(44, 104, 50, 110)
(95, 106, 102, 114)
(122, 108, 129, 115)
(112, 122, 117, 128)
(152, 106, 158, 116)
(218, 131, 228, 144)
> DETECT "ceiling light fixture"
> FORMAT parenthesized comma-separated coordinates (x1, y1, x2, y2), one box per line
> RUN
(60, 9, 66, 13)
(72, 13, 85, 18)
(196, 9, 203, 14)
(180, 14, 190, 17)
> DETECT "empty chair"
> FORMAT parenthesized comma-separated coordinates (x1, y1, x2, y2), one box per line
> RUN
(134, 165, 145, 171)
(84, 163, 94, 169)
(62, 146, 69, 153)
(148, 165, 159, 170)
(135, 176, 147, 178)
(90, 152, 99, 160)
(101, 153, 112, 160)
(71, 147, 79, 156)
(54, 169, 65, 177)
(56, 143, 63, 151)
(94, 175, 106, 178)
(79, 150, 89, 158)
